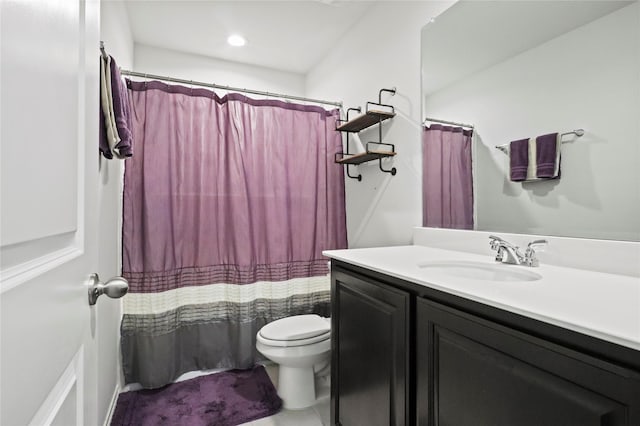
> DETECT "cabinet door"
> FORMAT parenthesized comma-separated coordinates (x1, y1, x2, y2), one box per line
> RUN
(332, 270, 410, 426)
(417, 298, 640, 426)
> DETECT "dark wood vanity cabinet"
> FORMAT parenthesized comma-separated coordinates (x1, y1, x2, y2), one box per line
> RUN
(331, 268, 410, 426)
(416, 298, 640, 426)
(331, 261, 640, 426)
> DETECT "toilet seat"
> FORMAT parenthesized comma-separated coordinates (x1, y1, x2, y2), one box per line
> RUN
(258, 330, 330, 347)
(258, 314, 330, 347)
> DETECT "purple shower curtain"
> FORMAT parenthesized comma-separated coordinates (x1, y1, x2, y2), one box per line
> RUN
(422, 124, 474, 229)
(121, 80, 347, 388)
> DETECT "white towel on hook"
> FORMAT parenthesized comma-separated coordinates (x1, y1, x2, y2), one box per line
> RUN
(100, 55, 120, 153)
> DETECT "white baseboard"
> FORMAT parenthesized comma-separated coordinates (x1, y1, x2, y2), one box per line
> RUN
(103, 384, 121, 426)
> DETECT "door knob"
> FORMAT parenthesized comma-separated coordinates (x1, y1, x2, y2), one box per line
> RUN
(88, 273, 128, 305)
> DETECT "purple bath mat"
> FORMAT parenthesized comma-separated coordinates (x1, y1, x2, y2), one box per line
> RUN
(111, 365, 282, 426)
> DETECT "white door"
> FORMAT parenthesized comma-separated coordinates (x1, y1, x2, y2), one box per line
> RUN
(1, 1, 104, 425)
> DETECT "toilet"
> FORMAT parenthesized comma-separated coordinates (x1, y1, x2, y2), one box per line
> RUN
(256, 314, 331, 410)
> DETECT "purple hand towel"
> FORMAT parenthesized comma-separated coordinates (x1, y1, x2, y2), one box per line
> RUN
(509, 138, 529, 181)
(536, 132, 559, 178)
(109, 56, 133, 158)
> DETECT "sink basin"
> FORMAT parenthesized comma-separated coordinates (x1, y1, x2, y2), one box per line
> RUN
(417, 260, 542, 282)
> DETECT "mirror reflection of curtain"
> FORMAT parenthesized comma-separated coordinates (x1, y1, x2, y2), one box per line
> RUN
(422, 124, 473, 229)
(121, 80, 347, 388)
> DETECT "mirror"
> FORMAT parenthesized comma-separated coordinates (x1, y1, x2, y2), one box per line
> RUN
(421, 1, 640, 241)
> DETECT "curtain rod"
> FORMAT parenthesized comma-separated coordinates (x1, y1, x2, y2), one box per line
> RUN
(120, 69, 343, 108)
(424, 116, 474, 129)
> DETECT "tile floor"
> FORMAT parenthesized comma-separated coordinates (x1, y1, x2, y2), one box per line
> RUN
(242, 364, 330, 426)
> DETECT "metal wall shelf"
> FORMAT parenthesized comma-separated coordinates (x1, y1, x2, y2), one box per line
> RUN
(334, 88, 397, 181)
(336, 110, 395, 133)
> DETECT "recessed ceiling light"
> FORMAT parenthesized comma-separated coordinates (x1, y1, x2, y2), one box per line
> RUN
(227, 35, 246, 47)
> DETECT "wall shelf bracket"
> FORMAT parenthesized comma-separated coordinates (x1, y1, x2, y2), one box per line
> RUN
(335, 107, 363, 180)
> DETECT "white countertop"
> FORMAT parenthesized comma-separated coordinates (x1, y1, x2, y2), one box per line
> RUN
(323, 245, 640, 351)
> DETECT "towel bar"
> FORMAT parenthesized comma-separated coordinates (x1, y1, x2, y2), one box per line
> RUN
(495, 129, 584, 154)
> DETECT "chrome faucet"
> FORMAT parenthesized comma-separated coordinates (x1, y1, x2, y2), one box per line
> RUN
(489, 235, 524, 265)
(489, 235, 548, 267)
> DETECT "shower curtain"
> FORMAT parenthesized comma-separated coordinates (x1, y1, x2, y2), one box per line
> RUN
(422, 124, 474, 229)
(121, 80, 347, 388)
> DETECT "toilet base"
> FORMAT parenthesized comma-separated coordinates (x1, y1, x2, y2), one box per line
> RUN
(277, 365, 316, 410)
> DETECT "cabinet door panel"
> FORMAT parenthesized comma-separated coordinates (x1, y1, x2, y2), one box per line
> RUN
(332, 271, 409, 426)
(436, 328, 626, 425)
(417, 298, 640, 426)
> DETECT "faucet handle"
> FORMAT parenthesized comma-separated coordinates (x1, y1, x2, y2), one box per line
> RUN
(524, 239, 548, 267)
(527, 239, 548, 251)
(489, 235, 506, 250)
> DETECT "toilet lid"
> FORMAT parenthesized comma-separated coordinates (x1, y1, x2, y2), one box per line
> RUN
(259, 314, 330, 341)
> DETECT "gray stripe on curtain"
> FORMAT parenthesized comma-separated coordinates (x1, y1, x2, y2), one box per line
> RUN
(121, 294, 330, 387)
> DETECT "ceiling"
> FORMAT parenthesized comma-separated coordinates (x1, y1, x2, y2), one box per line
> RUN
(125, 0, 375, 74)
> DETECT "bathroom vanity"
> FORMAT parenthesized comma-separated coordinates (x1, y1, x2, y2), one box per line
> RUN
(325, 240, 640, 426)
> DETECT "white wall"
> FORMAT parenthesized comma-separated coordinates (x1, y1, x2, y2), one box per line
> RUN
(306, 1, 454, 248)
(424, 2, 640, 241)
(133, 44, 306, 98)
(98, 1, 134, 424)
